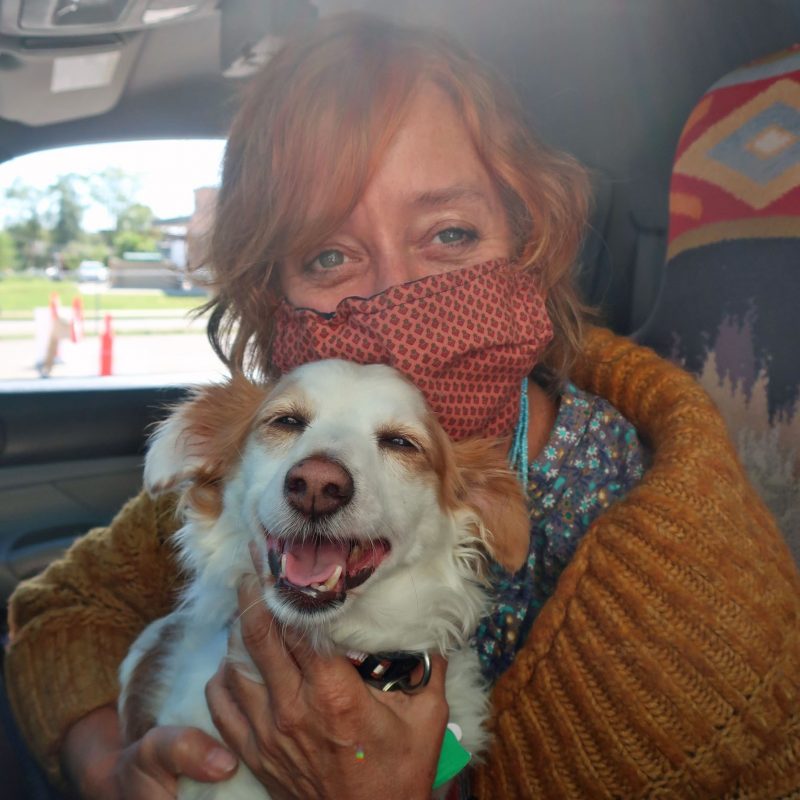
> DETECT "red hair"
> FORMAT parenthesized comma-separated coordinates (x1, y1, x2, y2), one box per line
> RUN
(206, 12, 590, 387)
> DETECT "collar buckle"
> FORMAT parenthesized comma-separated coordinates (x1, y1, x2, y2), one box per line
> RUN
(347, 650, 432, 693)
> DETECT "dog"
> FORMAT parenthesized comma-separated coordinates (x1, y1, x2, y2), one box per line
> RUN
(119, 359, 529, 799)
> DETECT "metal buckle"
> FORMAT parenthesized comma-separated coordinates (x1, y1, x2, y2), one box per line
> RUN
(380, 651, 432, 694)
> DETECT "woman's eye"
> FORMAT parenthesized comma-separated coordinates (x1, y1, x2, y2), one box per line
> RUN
(307, 249, 347, 270)
(433, 227, 477, 246)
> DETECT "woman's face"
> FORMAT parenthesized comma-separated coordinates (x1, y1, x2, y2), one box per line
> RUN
(279, 83, 513, 312)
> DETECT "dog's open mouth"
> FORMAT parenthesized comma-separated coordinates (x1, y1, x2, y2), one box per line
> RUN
(264, 533, 391, 613)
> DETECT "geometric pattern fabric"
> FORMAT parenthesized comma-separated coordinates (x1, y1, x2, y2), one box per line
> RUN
(669, 46, 800, 259)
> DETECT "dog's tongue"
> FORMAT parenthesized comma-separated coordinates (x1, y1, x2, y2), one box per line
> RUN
(284, 541, 348, 587)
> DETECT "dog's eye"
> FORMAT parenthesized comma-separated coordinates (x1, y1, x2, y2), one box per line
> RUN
(273, 415, 306, 429)
(381, 435, 417, 450)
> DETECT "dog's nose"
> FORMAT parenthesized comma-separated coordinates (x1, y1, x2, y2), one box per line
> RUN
(284, 456, 354, 517)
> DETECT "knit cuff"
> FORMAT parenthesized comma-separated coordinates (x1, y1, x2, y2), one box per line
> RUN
(5, 618, 135, 788)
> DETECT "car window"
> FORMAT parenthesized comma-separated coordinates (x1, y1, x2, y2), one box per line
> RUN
(0, 139, 228, 387)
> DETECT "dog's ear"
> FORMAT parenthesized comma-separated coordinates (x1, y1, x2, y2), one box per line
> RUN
(144, 373, 269, 496)
(450, 438, 531, 573)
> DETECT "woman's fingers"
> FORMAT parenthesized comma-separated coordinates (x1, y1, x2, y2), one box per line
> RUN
(237, 576, 302, 688)
(241, 540, 346, 696)
(205, 665, 255, 755)
(107, 725, 238, 799)
(281, 622, 363, 690)
(134, 725, 238, 784)
(205, 655, 316, 800)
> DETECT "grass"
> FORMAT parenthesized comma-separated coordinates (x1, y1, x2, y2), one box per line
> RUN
(0, 277, 208, 316)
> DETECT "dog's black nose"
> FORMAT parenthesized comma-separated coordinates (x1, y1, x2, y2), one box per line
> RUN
(284, 456, 354, 517)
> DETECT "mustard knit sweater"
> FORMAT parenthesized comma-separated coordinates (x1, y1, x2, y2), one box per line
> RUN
(5, 329, 800, 798)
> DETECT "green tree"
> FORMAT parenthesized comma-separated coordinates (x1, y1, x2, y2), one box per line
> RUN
(0, 230, 17, 270)
(3, 180, 49, 268)
(88, 168, 142, 221)
(5, 219, 49, 269)
(50, 175, 86, 247)
(4, 179, 45, 219)
(113, 229, 158, 256)
(117, 202, 154, 234)
(113, 202, 159, 255)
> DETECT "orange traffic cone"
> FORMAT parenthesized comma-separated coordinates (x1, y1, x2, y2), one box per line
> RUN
(100, 313, 114, 376)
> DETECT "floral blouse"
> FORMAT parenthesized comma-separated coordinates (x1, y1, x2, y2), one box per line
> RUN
(474, 383, 646, 683)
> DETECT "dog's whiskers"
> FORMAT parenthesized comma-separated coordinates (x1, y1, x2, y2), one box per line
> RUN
(234, 596, 266, 626)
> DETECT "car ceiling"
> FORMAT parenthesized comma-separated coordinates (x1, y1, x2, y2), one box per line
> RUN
(0, 0, 798, 332)
(2, 0, 798, 165)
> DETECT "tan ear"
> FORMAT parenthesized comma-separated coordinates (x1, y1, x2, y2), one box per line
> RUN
(451, 438, 531, 572)
(144, 373, 269, 501)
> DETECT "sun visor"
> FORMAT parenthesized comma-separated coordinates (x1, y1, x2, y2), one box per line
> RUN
(0, 33, 143, 125)
(0, 1, 212, 36)
(220, 0, 317, 79)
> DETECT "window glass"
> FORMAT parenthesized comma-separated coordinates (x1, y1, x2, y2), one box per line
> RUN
(0, 139, 228, 385)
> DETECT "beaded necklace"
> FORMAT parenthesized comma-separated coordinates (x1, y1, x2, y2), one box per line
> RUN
(507, 378, 529, 486)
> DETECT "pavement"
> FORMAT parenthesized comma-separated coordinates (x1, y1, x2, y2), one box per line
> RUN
(0, 303, 228, 383)
(0, 311, 208, 338)
(0, 332, 227, 382)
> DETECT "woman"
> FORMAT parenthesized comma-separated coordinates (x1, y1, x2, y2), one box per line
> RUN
(5, 13, 799, 800)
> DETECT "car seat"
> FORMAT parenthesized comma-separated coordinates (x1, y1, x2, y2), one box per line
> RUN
(636, 45, 800, 558)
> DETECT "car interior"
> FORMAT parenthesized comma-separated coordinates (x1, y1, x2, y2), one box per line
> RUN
(0, 3, 798, 790)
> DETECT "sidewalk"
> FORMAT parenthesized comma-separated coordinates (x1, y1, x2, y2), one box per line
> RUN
(0, 333, 225, 382)
(0, 312, 208, 339)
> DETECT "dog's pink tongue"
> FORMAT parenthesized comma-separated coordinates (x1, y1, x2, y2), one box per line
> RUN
(284, 541, 347, 587)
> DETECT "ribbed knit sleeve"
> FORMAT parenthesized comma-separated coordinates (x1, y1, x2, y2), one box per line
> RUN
(4, 490, 184, 785)
(472, 329, 800, 799)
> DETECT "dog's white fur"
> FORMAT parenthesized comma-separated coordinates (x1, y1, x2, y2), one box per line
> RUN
(119, 359, 528, 799)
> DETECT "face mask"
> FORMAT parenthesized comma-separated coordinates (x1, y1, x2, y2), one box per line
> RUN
(272, 258, 552, 441)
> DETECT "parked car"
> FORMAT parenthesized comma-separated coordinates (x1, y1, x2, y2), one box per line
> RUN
(75, 260, 109, 283)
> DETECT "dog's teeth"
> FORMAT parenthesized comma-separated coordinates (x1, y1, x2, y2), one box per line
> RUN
(322, 565, 343, 593)
(350, 543, 362, 562)
(280, 553, 287, 578)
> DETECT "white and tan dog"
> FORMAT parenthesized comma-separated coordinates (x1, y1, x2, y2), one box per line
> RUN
(119, 359, 528, 799)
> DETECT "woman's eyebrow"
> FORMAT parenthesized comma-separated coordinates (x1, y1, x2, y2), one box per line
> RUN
(412, 186, 492, 210)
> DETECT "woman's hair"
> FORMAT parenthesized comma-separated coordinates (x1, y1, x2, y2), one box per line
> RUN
(205, 12, 590, 388)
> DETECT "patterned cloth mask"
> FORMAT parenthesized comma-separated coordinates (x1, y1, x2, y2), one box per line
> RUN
(272, 259, 553, 441)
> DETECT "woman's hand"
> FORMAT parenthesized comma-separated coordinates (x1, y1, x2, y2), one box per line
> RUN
(62, 705, 238, 799)
(205, 576, 449, 800)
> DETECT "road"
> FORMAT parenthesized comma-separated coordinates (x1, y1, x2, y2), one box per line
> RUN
(0, 304, 229, 382)
(0, 310, 208, 338)
(0, 332, 227, 382)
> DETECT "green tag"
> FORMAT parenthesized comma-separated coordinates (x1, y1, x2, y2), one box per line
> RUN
(433, 727, 472, 789)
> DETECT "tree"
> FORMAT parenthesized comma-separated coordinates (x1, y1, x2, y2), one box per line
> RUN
(5, 179, 44, 216)
(88, 167, 143, 231)
(113, 202, 159, 255)
(3, 180, 49, 268)
(49, 175, 86, 247)
(5, 219, 49, 269)
(113, 230, 158, 256)
(117, 202, 154, 234)
(0, 230, 17, 270)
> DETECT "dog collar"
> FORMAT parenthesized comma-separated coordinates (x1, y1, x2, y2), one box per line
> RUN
(347, 649, 432, 693)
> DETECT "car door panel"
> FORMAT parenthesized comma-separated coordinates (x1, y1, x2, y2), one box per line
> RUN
(0, 386, 188, 604)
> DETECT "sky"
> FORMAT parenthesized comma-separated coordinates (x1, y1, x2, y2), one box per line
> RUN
(0, 138, 226, 230)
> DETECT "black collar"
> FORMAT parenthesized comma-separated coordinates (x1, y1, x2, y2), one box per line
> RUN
(347, 650, 432, 693)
